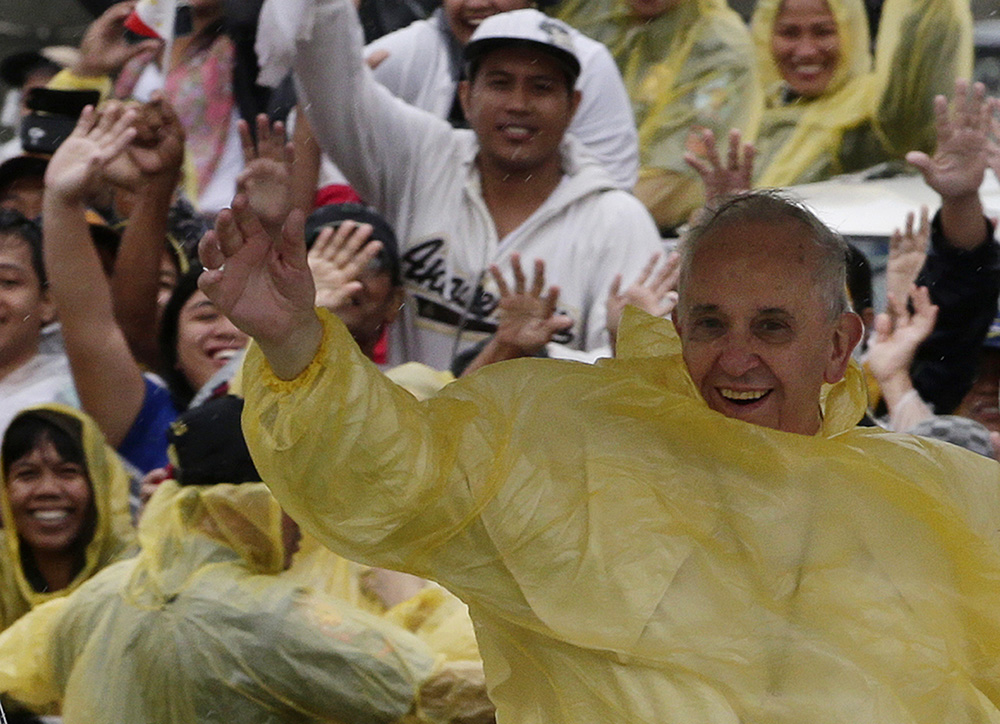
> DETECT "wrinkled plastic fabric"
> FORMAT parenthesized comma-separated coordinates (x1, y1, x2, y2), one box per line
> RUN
(243, 307, 1000, 723)
(750, 0, 973, 187)
(557, 0, 761, 227)
(0, 404, 134, 631)
(0, 479, 441, 723)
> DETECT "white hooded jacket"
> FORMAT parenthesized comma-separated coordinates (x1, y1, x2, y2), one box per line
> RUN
(258, 0, 664, 370)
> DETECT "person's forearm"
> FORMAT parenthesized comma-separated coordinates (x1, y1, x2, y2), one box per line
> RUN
(939, 192, 988, 252)
(290, 107, 321, 214)
(43, 192, 146, 445)
(876, 370, 935, 431)
(111, 176, 176, 368)
(461, 337, 525, 377)
(255, 308, 325, 380)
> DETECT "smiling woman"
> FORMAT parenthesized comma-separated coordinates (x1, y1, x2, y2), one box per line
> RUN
(0, 405, 133, 632)
(750, 0, 973, 186)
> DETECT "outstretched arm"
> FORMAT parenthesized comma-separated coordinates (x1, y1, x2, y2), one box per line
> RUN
(198, 195, 321, 380)
(42, 103, 148, 447)
(109, 95, 185, 370)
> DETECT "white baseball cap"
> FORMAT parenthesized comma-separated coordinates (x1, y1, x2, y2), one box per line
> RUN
(463, 9, 581, 83)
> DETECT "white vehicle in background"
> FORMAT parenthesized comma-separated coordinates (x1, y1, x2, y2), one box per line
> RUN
(788, 163, 1000, 311)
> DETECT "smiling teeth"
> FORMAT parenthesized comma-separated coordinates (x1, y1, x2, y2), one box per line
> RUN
(215, 349, 238, 361)
(720, 388, 768, 401)
(33, 510, 69, 522)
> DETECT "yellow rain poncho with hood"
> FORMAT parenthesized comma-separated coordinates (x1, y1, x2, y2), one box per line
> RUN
(236, 307, 1000, 723)
(750, 0, 973, 187)
(0, 395, 482, 723)
(0, 404, 134, 632)
(557, 0, 762, 230)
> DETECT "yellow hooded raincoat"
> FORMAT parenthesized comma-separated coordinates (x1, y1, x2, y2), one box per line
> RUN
(0, 477, 453, 722)
(557, 0, 762, 229)
(235, 307, 1000, 723)
(750, 0, 973, 187)
(0, 404, 134, 631)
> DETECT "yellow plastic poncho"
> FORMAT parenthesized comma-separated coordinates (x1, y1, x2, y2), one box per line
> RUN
(0, 478, 443, 722)
(750, 0, 973, 187)
(557, 0, 762, 229)
(0, 404, 134, 631)
(241, 307, 1000, 723)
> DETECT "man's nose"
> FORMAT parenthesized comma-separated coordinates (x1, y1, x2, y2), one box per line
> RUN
(505, 83, 531, 112)
(717, 339, 761, 378)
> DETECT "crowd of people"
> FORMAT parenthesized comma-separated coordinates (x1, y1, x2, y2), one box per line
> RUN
(0, 0, 996, 720)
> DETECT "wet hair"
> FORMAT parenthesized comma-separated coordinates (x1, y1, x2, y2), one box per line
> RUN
(2, 410, 87, 481)
(157, 267, 204, 409)
(0, 207, 45, 288)
(678, 190, 851, 320)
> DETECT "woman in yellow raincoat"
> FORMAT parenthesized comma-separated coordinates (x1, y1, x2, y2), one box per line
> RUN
(556, 0, 762, 231)
(0, 396, 493, 724)
(0, 404, 133, 632)
(750, 0, 973, 187)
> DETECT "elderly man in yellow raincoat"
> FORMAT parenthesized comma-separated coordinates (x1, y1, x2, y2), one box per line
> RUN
(191, 182, 1000, 723)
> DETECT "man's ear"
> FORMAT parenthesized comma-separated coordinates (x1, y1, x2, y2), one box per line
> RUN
(39, 289, 57, 327)
(458, 79, 472, 121)
(824, 311, 864, 384)
(568, 88, 582, 122)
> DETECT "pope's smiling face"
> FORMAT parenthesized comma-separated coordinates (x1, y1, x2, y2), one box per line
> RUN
(673, 218, 861, 435)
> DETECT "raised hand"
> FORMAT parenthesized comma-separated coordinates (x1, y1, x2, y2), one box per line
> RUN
(905, 79, 990, 201)
(236, 114, 295, 236)
(44, 103, 137, 204)
(73, 1, 161, 77)
(461, 255, 572, 375)
(103, 94, 185, 188)
(866, 286, 938, 388)
(606, 251, 680, 354)
(988, 96, 1000, 183)
(198, 194, 320, 379)
(884, 207, 930, 325)
(684, 128, 755, 206)
(307, 220, 384, 313)
(490, 254, 573, 354)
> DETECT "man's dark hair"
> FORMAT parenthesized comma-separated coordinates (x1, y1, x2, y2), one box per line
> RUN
(0, 207, 45, 288)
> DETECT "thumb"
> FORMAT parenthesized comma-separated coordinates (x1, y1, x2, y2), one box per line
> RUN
(873, 312, 893, 343)
(905, 151, 933, 180)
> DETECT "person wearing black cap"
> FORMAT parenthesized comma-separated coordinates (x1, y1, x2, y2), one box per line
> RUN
(255, 0, 663, 371)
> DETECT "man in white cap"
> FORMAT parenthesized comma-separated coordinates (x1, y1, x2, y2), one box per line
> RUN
(255, 0, 662, 370)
